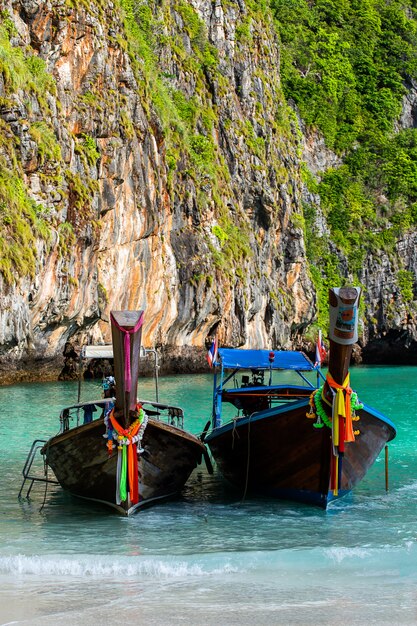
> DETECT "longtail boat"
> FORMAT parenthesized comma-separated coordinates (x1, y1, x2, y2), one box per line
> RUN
(204, 288, 396, 508)
(26, 311, 205, 515)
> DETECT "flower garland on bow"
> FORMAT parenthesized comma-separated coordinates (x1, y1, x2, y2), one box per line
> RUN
(306, 374, 363, 496)
(104, 404, 148, 505)
(307, 384, 363, 432)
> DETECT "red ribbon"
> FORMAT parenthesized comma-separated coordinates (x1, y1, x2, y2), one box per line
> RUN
(110, 312, 144, 392)
(128, 443, 139, 504)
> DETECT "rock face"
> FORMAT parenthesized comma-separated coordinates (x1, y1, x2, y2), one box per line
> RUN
(0, 0, 416, 382)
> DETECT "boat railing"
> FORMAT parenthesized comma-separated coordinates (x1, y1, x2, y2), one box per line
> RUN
(59, 398, 184, 432)
(139, 399, 184, 429)
(220, 384, 314, 419)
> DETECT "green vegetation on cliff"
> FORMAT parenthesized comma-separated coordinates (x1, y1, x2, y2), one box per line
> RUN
(118, 0, 255, 276)
(272, 0, 417, 317)
(272, 0, 417, 151)
(0, 12, 100, 284)
(119, 0, 222, 182)
(0, 159, 50, 283)
(0, 19, 55, 284)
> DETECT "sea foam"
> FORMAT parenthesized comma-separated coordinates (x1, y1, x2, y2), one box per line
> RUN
(0, 554, 239, 579)
(2, 542, 416, 580)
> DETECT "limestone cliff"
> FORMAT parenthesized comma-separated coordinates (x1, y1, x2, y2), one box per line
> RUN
(0, 0, 416, 382)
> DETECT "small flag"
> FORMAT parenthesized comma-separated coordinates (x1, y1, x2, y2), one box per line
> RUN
(315, 330, 327, 367)
(206, 338, 218, 367)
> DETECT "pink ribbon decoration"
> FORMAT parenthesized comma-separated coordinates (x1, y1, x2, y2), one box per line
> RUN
(110, 312, 144, 392)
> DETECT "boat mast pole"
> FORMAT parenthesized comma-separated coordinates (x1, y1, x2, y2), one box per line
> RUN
(110, 311, 144, 427)
(268, 351, 274, 386)
(77, 351, 84, 404)
(211, 369, 218, 429)
(154, 350, 159, 403)
(142, 347, 159, 403)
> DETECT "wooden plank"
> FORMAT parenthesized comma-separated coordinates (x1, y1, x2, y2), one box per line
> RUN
(111, 311, 142, 328)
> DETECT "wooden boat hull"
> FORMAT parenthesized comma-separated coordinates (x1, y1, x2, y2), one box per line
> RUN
(42, 418, 205, 515)
(205, 399, 396, 508)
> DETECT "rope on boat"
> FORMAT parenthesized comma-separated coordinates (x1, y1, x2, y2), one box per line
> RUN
(231, 417, 239, 450)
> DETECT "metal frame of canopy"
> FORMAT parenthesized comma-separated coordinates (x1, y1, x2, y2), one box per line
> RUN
(77, 344, 160, 403)
(211, 348, 324, 429)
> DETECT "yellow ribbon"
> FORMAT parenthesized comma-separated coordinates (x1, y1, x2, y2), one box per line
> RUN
(326, 372, 355, 443)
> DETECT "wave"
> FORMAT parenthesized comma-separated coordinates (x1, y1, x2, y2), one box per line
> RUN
(1, 543, 416, 580)
(0, 554, 239, 579)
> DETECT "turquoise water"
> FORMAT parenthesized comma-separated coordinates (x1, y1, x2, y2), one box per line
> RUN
(1, 367, 417, 625)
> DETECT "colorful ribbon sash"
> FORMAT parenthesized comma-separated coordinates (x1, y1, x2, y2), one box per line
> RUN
(326, 372, 355, 445)
(108, 406, 147, 505)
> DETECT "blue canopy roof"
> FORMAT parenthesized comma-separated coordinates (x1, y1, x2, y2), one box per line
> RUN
(215, 348, 315, 371)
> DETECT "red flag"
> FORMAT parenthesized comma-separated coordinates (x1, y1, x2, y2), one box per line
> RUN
(206, 338, 218, 367)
